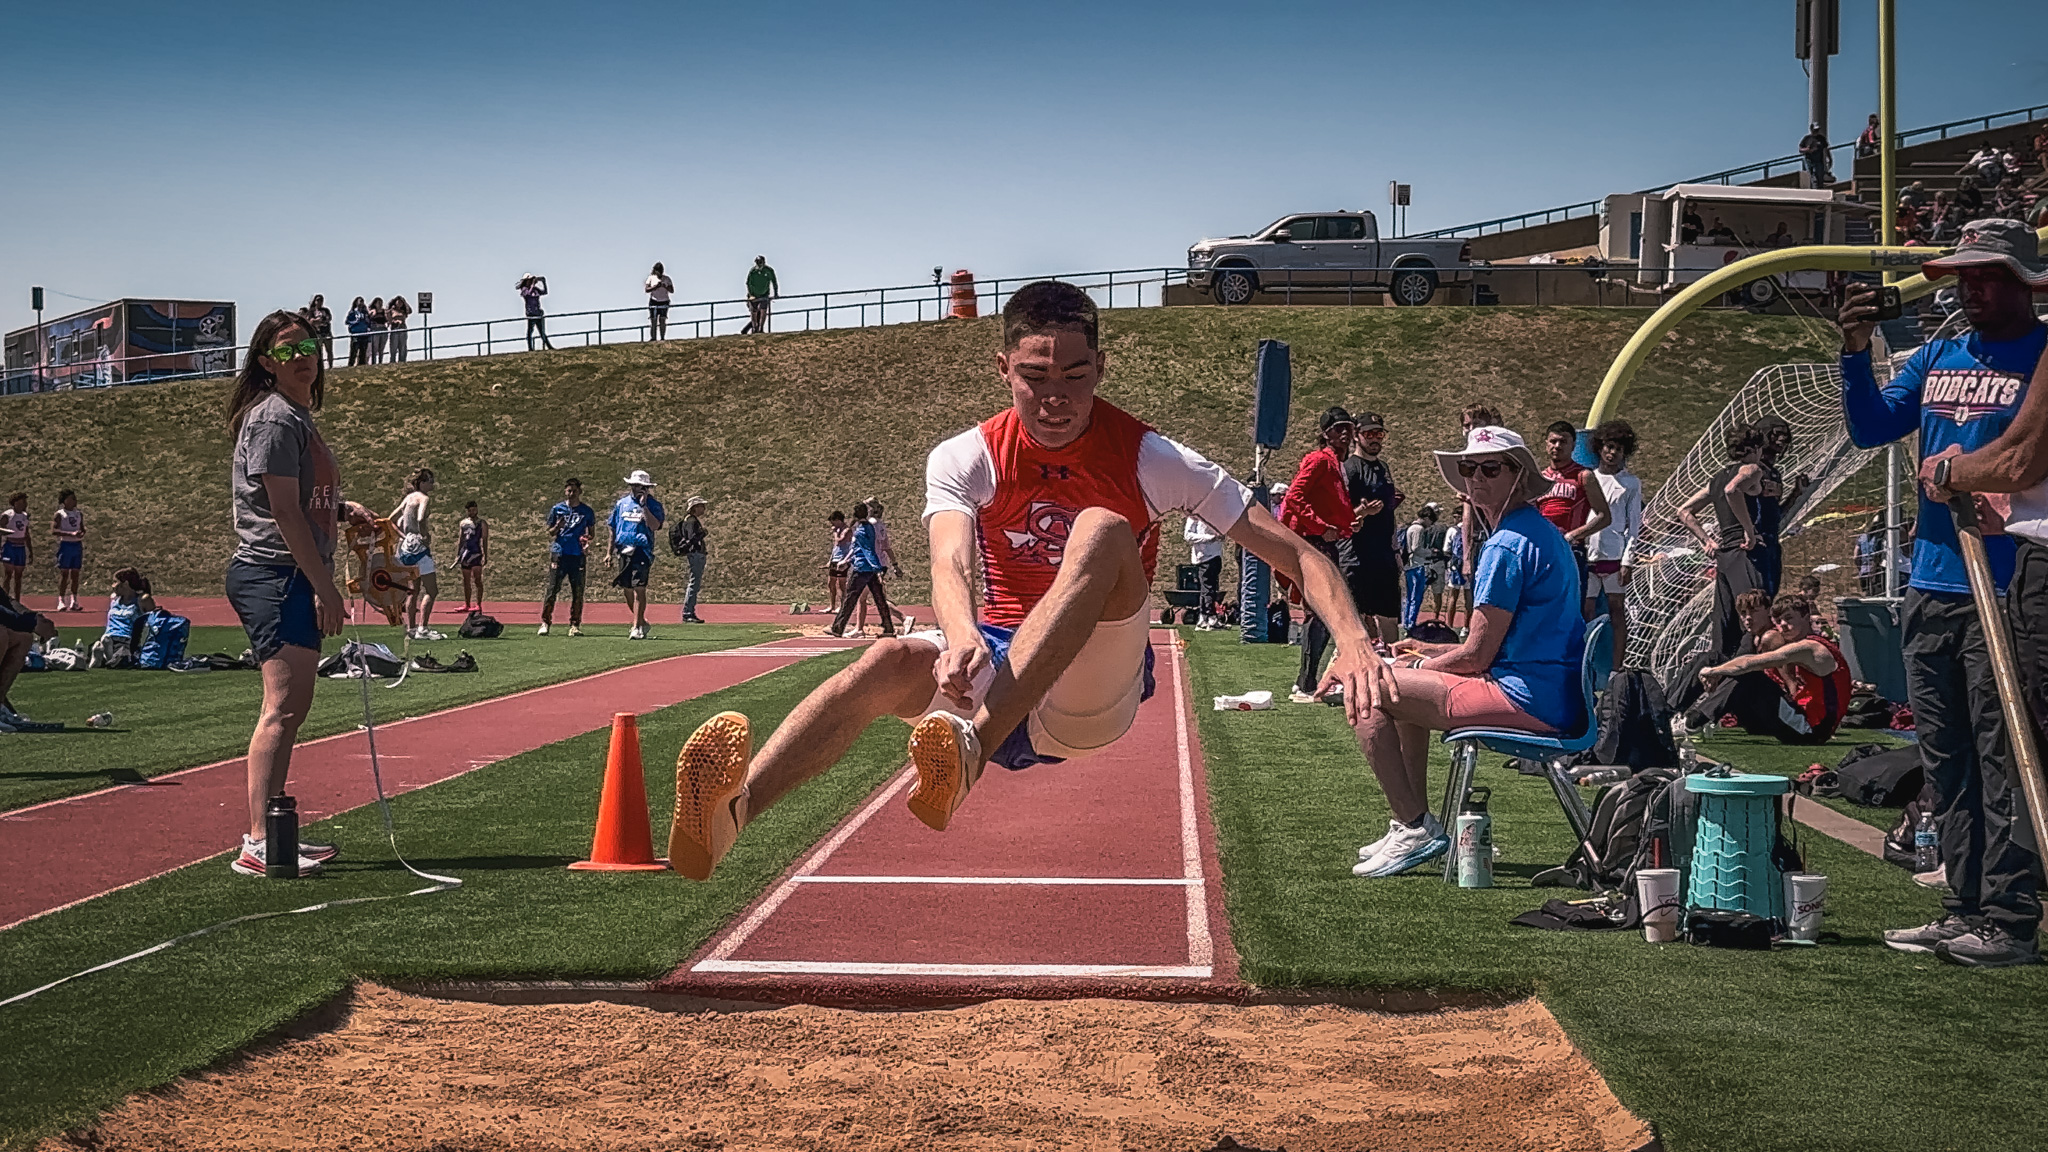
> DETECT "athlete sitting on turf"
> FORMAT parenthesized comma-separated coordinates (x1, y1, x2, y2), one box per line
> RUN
(666, 280, 1378, 880)
(1688, 593, 1850, 745)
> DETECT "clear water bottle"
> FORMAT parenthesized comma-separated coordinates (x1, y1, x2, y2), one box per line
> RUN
(1678, 736, 1699, 773)
(1913, 811, 1938, 873)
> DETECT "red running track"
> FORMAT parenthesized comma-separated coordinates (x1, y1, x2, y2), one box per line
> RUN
(654, 632, 1240, 1005)
(0, 636, 865, 931)
(21, 597, 934, 630)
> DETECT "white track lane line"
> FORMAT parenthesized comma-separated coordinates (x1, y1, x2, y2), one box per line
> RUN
(694, 961, 1212, 978)
(1171, 639, 1215, 968)
(792, 876, 1195, 886)
(694, 636, 1212, 978)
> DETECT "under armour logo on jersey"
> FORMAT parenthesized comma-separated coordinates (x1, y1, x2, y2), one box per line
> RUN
(1038, 463, 1071, 481)
(1002, 501, 1075, 566)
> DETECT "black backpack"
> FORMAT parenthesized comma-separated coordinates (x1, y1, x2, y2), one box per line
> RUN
(1564, 768, 1680, 889)
(1591, 669, 1681, 770)
(1834, 743, 1922, 807)
(458, 610, 503, 639)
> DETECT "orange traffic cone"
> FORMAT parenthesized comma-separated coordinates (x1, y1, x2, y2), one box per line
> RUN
(568, 713, 669, 871)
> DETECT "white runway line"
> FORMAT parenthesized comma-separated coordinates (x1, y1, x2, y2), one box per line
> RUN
(694, 960, 1213, 979)
(792, 875, 1196, 886)
(1171, 639, 1215, 968)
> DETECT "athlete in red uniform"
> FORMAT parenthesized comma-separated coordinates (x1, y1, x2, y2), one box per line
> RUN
(1694, 593, 1849, 744)
(665, 281, 1378, 880)
(1535, 420, 1611, 546)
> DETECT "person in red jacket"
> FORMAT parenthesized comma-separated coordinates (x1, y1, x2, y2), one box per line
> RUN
(1280, 407, 1360, 701)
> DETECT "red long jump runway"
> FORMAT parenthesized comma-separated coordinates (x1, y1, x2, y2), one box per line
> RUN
(655, 632, 1241, 1006)
(22, 597, 933, 630)
(0, 636, 866, 932)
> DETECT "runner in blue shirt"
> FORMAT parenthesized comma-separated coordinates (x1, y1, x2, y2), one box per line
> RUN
(1842, 218, 2047, 967)
(608, 469, 665, 639)
(539, 478, 595, 636)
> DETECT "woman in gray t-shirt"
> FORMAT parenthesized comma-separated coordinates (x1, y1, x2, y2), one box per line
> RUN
(223, 310, 347, 879)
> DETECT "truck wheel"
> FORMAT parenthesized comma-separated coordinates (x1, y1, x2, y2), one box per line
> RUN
(1741, 278, 1779, 309)
(1389, 266, 1438, 306)
(1213, 268, 1258, 306)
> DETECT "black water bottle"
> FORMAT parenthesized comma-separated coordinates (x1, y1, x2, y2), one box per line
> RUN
(265, 794, 300, 879)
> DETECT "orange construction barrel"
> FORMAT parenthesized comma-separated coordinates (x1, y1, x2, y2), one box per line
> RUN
(948, 269, 978, 319)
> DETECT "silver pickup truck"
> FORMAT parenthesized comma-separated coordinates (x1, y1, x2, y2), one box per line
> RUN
(1186, 211, 1473, 306)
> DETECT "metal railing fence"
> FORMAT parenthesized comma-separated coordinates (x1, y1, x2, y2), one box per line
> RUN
(0, 260, 1821, 396)
(1406, 102, 2048, 240)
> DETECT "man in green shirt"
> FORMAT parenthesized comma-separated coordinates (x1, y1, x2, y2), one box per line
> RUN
(742, 256, 778, 334)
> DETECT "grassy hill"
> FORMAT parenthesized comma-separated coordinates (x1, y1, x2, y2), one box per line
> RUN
(2, 306, 1844, 605)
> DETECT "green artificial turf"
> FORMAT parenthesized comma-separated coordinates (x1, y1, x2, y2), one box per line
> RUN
(2, 622, 779, 811)
(0, 648, 896, 1149)
(1183, 629, 2045, 1152)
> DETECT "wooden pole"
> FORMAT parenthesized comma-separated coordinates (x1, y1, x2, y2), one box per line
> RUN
(1947, 493, 2048, 865)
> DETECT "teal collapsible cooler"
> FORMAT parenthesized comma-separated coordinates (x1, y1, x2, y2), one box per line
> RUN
(1685, 772, 1791, 922)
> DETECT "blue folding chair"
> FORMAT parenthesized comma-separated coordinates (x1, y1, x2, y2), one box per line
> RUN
(1438, 615, 1608, 883)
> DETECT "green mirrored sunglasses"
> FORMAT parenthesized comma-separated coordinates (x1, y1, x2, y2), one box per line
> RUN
(267, 338, 320, 361)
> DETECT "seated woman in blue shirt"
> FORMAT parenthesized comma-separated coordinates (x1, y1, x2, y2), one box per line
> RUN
(1347, 426, 1587, 878)
(91, 567, 158, 669)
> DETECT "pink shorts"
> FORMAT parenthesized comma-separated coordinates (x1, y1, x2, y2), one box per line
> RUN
(1442, 674, 1554, 732)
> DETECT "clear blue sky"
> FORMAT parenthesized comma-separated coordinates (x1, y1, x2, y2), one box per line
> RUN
(2, 0, 2042, 337)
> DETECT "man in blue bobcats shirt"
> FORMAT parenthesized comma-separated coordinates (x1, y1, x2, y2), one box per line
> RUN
(1843, 219, 2047, 968)
(540, 477, 596, 637)
(609, 469, 666, 640)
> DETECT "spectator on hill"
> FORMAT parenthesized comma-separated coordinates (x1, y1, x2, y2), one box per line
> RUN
(1856, 113, 1881, 158)
(646, 262, 674, 341)
(1280, 407, 1359, 702)
(1842, 222, 2047, 968)
(455, 500, 489, 613)
(741, 256, 777, 335)
(367, 298, 388, 365)
(51, 489, 84, 612)
(825, 510, 853, 617)
(2, 492, 30, 601)
(1676, 422, 1767, 663)
(1342, 410, 1403, 643)
(391, 468, 441, 640)
(302, 295, 334, 366)
(856, 498, 908, 635)
(346, 296, 370, 366)
(1688, 593, 1850, 744)
(1351, 425, 1586, 878)
(89, 567, 156, 669)
(386, 294, 413, 362)
(1680, 207, 1703, 245)
(1799, 123, 1832, 186)
(828, 500, 895, 639)
(1185, 514, 1224, 630)
(539, 478, 594, 637)
(1399, 503, 1444, 634)
(1584, 419, 1643, 667)
(609, 469, 664, 640)
(224, 310, 347, 878)
(0, 583, 59, 732)
(675, 496, 709, 624)
(518, 274, 554, 351)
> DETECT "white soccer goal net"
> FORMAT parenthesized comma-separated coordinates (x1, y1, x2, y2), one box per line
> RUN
(1625, 360, 1885, 681)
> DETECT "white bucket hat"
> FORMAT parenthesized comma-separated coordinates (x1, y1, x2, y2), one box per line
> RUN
(1433, 425, 1547, 503)
(623, 469, 657, 488)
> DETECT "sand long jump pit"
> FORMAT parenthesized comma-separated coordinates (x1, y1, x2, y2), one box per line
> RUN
(48, 984, 1654, 1151)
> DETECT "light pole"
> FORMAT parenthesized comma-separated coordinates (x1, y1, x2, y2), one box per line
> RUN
(31, 285, 44, 393)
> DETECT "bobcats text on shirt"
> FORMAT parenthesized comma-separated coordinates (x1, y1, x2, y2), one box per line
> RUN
(923, 400, 1251, 628)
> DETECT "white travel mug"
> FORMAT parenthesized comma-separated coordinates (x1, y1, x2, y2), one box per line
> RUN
(1636, 868, 1682, 943)
(1784, 873, 1827, 942)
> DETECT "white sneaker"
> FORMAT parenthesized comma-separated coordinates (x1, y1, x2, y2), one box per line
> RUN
(1353, 815, 1449, 878)
(1913, 867, 1949, 890)
(1357, 819, 1402, 861)
(229, 834, 325, 877)
(1288, 688, 1319, 704)
(537, 623, 551, 636)
(628, 626, 644, 640)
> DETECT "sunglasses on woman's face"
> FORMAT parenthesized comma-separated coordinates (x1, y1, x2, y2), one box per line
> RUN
(1457, 458, 1517, 479)
(266, 338, 320, 361)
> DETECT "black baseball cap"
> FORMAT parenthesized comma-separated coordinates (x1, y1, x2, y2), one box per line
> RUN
(1318, 406, 1356, 433)
(1356, 411, 1387, 431)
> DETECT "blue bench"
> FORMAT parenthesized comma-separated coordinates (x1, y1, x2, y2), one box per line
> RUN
(1438, 615, 1608, 884)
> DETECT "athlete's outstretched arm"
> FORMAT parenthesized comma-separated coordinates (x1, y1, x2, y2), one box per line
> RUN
(1223, 502, 1386, 726)
(927, 509, 988, 708)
